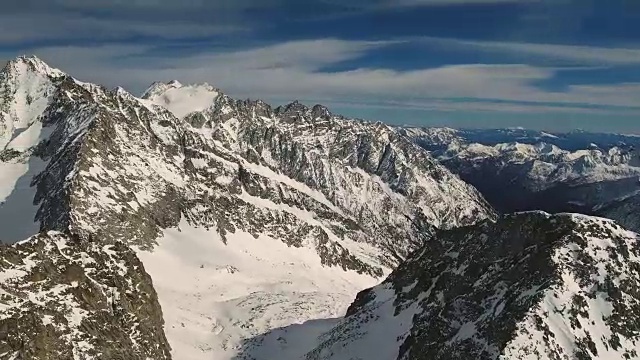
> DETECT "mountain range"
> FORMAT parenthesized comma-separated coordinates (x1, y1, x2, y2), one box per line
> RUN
(401, 127, 640, 232)
(0, 56, 639, 360)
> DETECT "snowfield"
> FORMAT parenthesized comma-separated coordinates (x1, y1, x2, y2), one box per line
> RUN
(137, 220, 380, 360)
(142, 81, 220, 119)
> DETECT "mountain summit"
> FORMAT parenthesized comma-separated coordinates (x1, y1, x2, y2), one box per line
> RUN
(141, 80, 220, 118)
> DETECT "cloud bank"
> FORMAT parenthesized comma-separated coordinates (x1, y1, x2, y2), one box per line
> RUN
(1, 0, 639, 130)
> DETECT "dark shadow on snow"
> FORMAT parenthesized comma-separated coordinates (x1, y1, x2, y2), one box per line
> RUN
(232, 317, 340, 360)
(0, 156, 47, 243)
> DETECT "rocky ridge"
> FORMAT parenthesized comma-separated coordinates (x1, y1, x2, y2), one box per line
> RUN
(596, 192, 640, 233)
(305, 212, 640, 360)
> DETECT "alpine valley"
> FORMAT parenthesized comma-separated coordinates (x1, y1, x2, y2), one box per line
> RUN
(0, 56, 639, 360)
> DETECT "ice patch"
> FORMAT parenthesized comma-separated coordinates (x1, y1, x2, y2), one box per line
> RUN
(144, 82, 219, 119)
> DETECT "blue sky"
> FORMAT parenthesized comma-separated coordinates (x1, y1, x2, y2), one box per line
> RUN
(1, 0, 640, 133)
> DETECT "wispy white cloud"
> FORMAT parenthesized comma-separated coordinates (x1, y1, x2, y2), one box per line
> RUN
(0, 0, 284, 45)
(423, 37, 640, 65)
(0, 12, 245, 43)
(3, 39, 640, 117)
(321, 98, 640, 116)
(317, 0, 532, 10)
(0, 0, 540, 45)
(47, 0, 280, 11)
(395, 0, 534, 6)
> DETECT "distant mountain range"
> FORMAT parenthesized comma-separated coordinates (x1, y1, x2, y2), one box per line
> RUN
(400, 127, 640, 234)
(403, 127, 640, 152)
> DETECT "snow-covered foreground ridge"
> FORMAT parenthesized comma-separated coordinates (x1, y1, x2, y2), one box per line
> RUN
(314, 212, 640, 360)
(0, 55, 496, 359)
(0, 231, 170, 359)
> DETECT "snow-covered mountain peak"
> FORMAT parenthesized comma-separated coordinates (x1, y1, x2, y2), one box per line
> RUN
(141, 80, 183, 97)
(167, 79, 182, 87)
(535, 141, 562, 154)
(112, 85, 129, 94)
(110, 86, 141, 102)
(141, 80, 220, 119)
(0, 56, 68, 150)
(272, 101, 334, 123)
(398, 126, 462, 149)
(5, 55, 66, 79)
(275, 99, 309, 115)
(311, 104, 332, 119)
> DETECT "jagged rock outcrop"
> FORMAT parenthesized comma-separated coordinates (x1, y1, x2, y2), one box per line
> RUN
(306, 212, 640, 360)
(0, 231, 170, 360)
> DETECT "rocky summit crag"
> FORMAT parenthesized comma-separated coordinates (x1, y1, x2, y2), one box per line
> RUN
(306, 212, 640, 360)
(0, 56, 496, 359)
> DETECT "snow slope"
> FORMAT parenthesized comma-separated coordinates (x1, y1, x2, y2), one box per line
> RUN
(0, 157, 47, 242)
(0, 57, 62, 242)
(137, 221, 378, 360)
(142, 80, 219, 119)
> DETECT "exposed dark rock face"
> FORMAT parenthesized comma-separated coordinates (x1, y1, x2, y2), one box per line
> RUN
(172, 95, 496, 269)
(308, 212, 640, 360)
(0, 231, 171, 360)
